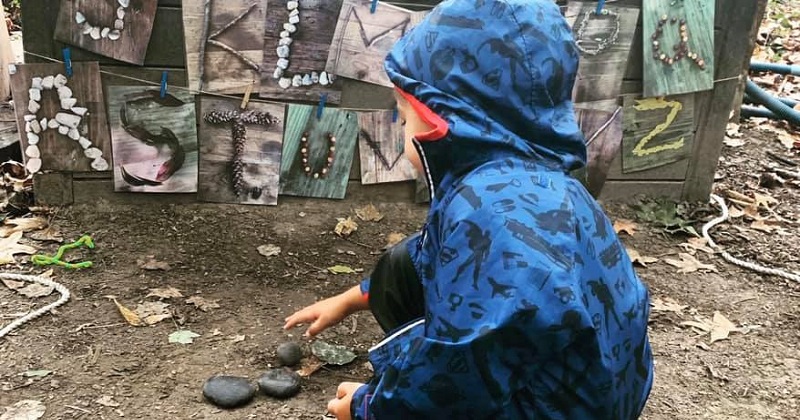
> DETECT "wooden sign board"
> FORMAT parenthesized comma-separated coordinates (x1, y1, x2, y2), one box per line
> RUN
(279, 105, 358, 199)
(621, 94, 695, 174)
(357, 110, 416, 184)
(183, 0, 266, 94)
(642, 0, 714, 97)
(108, 87, 199, 193)
(260, 0, 345, 104)
(325, 0, 426, 88)
(197, 96, 285, 206)
(577, 107, 623, 197)
(53, 0, 158, 66)
(9, 62, 112, 173)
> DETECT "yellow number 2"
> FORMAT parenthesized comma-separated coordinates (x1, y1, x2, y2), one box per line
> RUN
(631, 97, 685, 157)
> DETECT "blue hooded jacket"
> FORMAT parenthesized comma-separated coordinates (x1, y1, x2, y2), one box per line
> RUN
(353, 1, 654, 418)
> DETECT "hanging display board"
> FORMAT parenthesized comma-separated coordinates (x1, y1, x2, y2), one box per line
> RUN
(108, 87, 199, 193)
(357, 110, 416, 185)
(642, 0, 714, 97)
(197, 96, 285, 206)
(279, 104, 358, 199)
(53, 0, 158, 66)
(183, 0, 267, 94)
(9, 62, 112, 174)
(577, 107, 623, 197)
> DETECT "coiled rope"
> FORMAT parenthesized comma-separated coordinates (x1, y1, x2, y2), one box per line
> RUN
(0, 272, 71, 339)
(705, 194, 800, 283)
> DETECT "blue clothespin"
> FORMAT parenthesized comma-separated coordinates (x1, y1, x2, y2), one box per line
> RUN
(160, 71, 168, 98)
(317, 93, 328, 120)
(392, 107, 398, 123)
(62, 48, 73, 77)
(596, 0, 606, 14)
(370, 0, 378, 13)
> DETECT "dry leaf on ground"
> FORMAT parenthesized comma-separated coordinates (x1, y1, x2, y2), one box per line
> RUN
(664, 253, 718, 273)
(231, 334, 246, 343)
(355, 204, 384, 222)
(334, 217, 358, 237)
(4, 217, 47, 233)
(626, 248, 658, 267)
(137, 257, 171, 271)
(723, 137, 745, 147)
(613, 219, 638, 236)
(328, 265, 356, 274)
(29, 227, 64, 243)
(750, 220, 778, 233)
(0, 400, 46, 420)
(186, 296, 220, 312)
(257, 244, 281, 257)
(728, 206, 745, 218)
(296, 356, 324, 377)
(109, 298, 143, 327)
(753, 192, 778, 208)
(95, 396, 120, 408)
(650, 297, 689, 314)
(777, 132, 796, 149)
(17, 283, 54, 298)
(679, 237, 715, 254)
(169, 330, 200, 344)
(134, 301, 172, 325)
(710, 311, 739, 343)
(1, 278, 25, 290)
(0, 231, 37, 265)
(146, 287, 183, 300)
(384, 232, 407, 249)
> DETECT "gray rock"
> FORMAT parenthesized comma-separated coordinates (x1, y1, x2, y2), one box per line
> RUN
(258, 368, 301, 399)
(202, 375, 256, 409)
(277, 342, 303, 366)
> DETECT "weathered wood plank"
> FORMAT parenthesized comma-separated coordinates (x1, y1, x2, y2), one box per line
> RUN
(621, 93, 695, 173)
(598, 180, 684, 203)
(197, 96, 285, 206)
(183, 0, 266, 94)
(357, 110, 416, 184)
(279, 105, 359, 199)
(33, 172, 74, 206)
(682, 0, 767, 201)
(10, 62, 112, 173)
(260, 0, 345, 104)
(577, 107, 624, 197)
(326, 0, 426, 88)
(100, 67, 189, 87)
(642, 0, 715, 97)
(53, 0, 159, 66)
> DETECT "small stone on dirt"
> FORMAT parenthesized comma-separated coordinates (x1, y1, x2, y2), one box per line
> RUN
(257, 368, 301, 399)
(277, 342, 303, 367)
(202, 375, 256, 409)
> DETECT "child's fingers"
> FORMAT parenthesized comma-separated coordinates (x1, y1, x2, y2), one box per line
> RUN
(283, 311, 316, 330)
(305, 318, 327, 337)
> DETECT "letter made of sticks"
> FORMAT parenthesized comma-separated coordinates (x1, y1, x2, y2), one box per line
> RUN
(198, 0, 261, 91)
(203, 109, 280, 197)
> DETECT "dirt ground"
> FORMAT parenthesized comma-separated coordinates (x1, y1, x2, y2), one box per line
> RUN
(0, 125, 799, 419)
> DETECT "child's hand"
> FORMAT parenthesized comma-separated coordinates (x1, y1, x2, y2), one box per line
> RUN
(283, 294, 351, 338)
(327, 382, 364, 420)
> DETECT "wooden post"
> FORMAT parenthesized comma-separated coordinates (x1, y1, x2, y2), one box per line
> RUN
(0, 6, 14, 100)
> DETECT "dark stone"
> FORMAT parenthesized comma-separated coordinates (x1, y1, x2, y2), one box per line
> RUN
(258, 368, 301, 399)
(276, 342, 303, 367)
(202, 375, 256, 409)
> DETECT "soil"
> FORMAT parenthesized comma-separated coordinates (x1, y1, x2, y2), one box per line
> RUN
(0, 125, 799, 419)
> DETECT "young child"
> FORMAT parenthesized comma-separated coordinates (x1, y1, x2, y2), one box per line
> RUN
(284, 0, 654, 418)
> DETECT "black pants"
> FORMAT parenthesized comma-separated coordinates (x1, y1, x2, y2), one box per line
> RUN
(367, 233, 425, 333)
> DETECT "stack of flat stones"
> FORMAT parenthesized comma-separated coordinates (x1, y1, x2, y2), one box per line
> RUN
(23, 74, 108, 174)
(74, 0, 129, 41)
(273, 0, 334, 90)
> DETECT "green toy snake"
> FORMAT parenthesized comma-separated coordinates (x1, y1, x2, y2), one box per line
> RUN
(31, 235, 95, 269)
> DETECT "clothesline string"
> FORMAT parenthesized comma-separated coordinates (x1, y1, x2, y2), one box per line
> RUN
(20, 49, 743, 112)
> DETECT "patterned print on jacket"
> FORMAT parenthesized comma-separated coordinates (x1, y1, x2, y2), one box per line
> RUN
(352, 0, 654, 418)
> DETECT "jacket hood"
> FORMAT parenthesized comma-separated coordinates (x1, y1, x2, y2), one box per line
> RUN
(385, 0, 586, 195)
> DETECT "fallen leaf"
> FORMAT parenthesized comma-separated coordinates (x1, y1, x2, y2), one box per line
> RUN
(327, 265, 356, 274)
(680, 319, 713, 333)
(134, 301, 172, 325)
(705, 363, 729, 381)
(95, 395, 120, 408)
(750, 220, 777, 233)
(22, 370, 52, 378)
(186, 296, 220, 312)
(725, 123, 741, 137)
(384, 232, 407, 249)
(231, 334, 246, 343)
(743, 204, 764, 220)
(1, 278, 25, 290)
(650, 297, 688, 314)
(110, 298, 143, 327)
(311, 340, 357, 366)
(778, 132, 796, 149)
(257, 244, 282, 257)
(728, 206, 745, 218)
(355, 204, 384, 222)
(679, 237, 715, 254)
(753, 192, 778, 208)
(0, 400, 46, 420)
(210, 328, 223, 337)
(137, 257, 171, 271)
(0, 231, 37, 265)
(168, 330, 200, 344)
(334, 217, 358, 237)
(146, 287, 183, 300)
(296, 356, 324, 377)
(664, 253, 718, 273)
(723, 136, 745, 147)
(625, 248, 658, 267)
(613, 219, 638, 236)
(4, 217, 47, 233)
(17, 283, 53, 298)
(710, 311, 738, 343)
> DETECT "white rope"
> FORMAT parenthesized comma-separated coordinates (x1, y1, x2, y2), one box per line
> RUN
(704, 194, 800, 283)
(0, 272, 71, 339)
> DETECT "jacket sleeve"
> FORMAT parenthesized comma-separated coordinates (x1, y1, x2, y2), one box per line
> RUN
(351, 219, 588, 419)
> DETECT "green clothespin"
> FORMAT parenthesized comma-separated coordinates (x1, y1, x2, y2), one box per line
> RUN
(31, 235, 95, 269)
